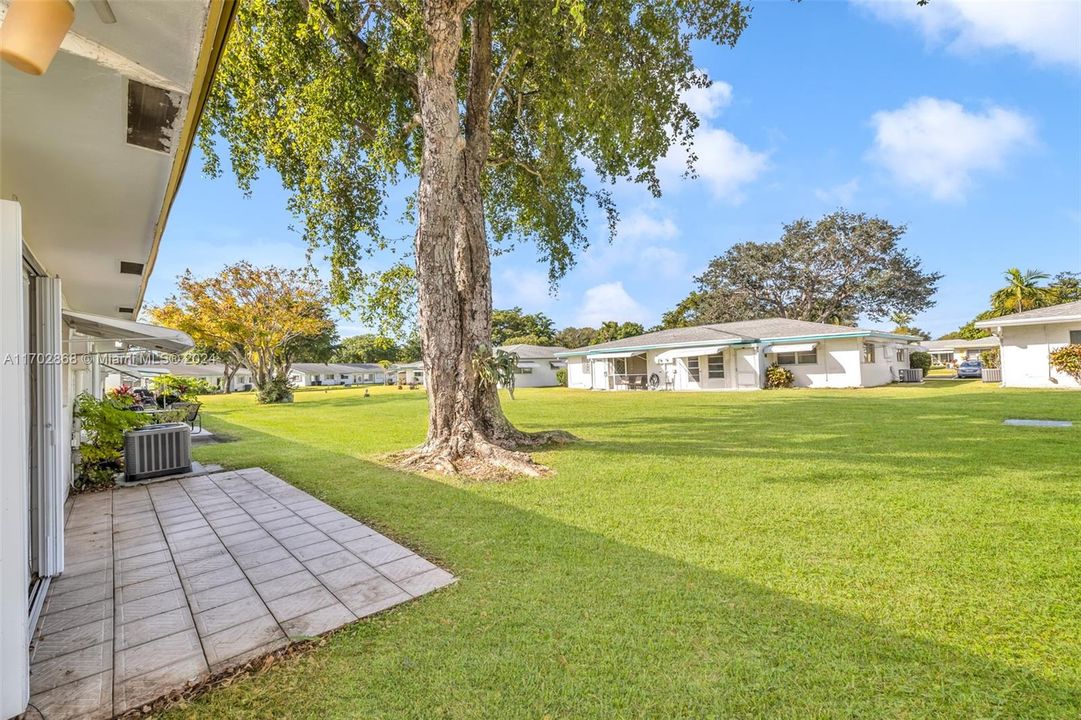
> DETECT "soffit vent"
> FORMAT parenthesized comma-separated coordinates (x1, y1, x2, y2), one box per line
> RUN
(120, 261, 144, 275)
(126, 80, 182, 154)
(118, 307, 135, 315)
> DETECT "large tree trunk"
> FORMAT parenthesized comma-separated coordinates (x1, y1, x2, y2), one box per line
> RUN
(397, 0, 572, 478)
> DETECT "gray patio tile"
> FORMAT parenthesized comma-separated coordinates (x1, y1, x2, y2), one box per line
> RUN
(294, 502, 333, 518)
(254, 570, 321, 602)
(302, 549, 361, 576)
(265, 586, 339, 622)
(29, 669, 112, 720)
(177, 553, 235, 583)
(397, 568, 457, 597)
(117, 549, 171, 573)
(115, 608, 194, 651)
(115, 629, 201, 682)
(261, 515, 307, 532)
(115, 559, 177, 589)
(235, 545, 291, 570)
(115, 587, 187, 625)
(280, 603, 356, 640)
(162, 518, 211, 534)
(163, 528, 219, 549)
(45, 582, 112, 613)
(267, 520, 316, 540)
(279, 529, 330, 550)
(115, 571, 182, 604)
(30, 641, 111, 694)
(342, 532, 394, 555)
(214, 518, 260, 536)
(181, 563, 245, 594)
(229, 535, 280, 556)
(335, 576, 410, 618)
(194, 595, 270, 636)
(40, 600, 113, 635)
(112, 526, 164, 544)
(201, 615, 286, 669)
(250, 509, 293, 523)
(245, 556, 305, 584)
(357, 542, 414, 567)
(113, 653, 208, 716)
(294, 539, 343, 562)
(316, 516, 365, 533)
(173, 541, 228, 566)
(62, 557, 112, 578)
(32, 618, 112, 663)
(326, 524, 377, 544)
(218, 528, 268, 547)
(46, 568, 111, 597)
(188, 579, 256, 614)
(319, 562, 381, 591)
(377, 555, 438, 583)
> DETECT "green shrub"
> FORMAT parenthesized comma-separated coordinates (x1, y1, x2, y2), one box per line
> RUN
(909, 351, 932, 376)
(1049, 344, 1081, 384)
(258, 375, 295, 404)
(555, 368, 568, 386)
(765, 363, 794, 389)
(74, 393, 147, 490)
(150, 374, 214, 404)
(979, 347, 1000, 369)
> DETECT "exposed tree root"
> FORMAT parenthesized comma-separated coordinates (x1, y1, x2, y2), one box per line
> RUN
(391, 427, 578, 480)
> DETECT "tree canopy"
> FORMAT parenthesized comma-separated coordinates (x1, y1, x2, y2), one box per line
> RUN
(938, 269, 1080, 339)
(199, 0, 753, 475)
(663, 210, 942, 328)
(149, 263, 334, 402)
(491, 307, 556, 345)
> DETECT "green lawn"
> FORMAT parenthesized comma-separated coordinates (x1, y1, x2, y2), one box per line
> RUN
(166, 381, 1080, 719)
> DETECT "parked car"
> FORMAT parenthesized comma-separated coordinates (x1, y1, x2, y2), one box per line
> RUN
(956, 360, 983, 378)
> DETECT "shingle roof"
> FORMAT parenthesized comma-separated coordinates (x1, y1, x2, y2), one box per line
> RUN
(974, 300, 1081, 327)
(922, 336, 1000, 351)
(291, 363, 381, 375)
(561, 317, 917, 354)
(497, 344, 569, 359)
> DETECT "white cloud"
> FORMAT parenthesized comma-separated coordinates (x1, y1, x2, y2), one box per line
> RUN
(869, 97, 1035, 201)
(494, 268, 554, 309)
(659, 80, 769, 202)
(682, 80, 733, 121)
(814, 177, 861, 205)
(577, 282, 650, 326)
(855, 0, 1081, 70)
(616, 210, 679, 242)
(584, 209, 687, 280)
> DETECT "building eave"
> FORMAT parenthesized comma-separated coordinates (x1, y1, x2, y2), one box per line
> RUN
(133, 0, 238, 317)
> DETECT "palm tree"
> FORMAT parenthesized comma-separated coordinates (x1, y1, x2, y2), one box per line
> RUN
(990, 268, 1050, 315)
(889, 311, 912, 329)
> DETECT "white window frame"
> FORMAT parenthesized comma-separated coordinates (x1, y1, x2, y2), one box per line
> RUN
(1070, 330, 1081, 345)
(862, 343, 876, 364)
(707, 353, 725, 379)
(776, 350, 817, 366)
(687, 356, 701, 382)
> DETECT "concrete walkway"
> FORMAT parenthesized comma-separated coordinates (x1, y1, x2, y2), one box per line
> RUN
(28, 469, 455, 719)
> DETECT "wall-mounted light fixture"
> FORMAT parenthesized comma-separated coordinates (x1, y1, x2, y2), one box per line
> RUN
(0, 0, 76, 76)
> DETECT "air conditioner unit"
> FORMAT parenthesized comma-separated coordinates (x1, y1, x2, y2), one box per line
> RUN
(897, 368, 923, 383)
(124, 422, 192, 481)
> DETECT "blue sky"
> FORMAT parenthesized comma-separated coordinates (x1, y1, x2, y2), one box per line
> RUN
(148, 0, 1081, 339)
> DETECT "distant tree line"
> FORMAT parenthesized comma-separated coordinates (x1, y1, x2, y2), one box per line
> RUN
(937, 269, 1080, 340)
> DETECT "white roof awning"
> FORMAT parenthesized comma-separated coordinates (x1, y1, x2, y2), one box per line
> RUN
(765, 342, 818, 354)
(63, 310, 193, 354)
(655, 345, 726, 362)
(585, 350, 644, 360)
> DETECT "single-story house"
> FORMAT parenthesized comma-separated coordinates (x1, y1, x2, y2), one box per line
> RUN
(920, 336, 1000, 366)
(974, 300, 1081, 389)
(0, 2, 233, 716)
(557, 318, 921, 391)
(390, 361, 425, 386)
(103, 360, 254, 393)
(289, 362, 386, 386)
(498, 344, 569, 387)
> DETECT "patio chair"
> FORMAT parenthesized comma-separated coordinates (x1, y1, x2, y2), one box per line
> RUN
(170, 401, 202, 433)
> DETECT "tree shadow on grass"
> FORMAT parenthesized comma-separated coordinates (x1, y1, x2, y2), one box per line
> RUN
(174, 415, 1081, 720)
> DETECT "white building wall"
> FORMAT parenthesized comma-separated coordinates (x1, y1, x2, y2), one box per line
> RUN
(514, 363, 562, 388)
(566, 357, 590, 388)
(0, 200, 31, 718)
(999, 322, 1081, 389)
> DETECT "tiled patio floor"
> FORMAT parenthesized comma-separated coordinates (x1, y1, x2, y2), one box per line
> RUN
(28, 468, 455, 719)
